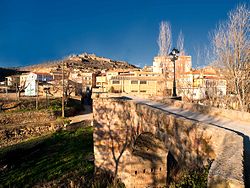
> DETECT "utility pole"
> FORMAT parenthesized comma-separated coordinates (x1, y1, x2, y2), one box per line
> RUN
(62, 61, 65, 118)
(16, 83, 18, 101)
(44, 88, 48, 109)
(5, 78, 8, 100)
(36, 80, 39, 110)
(47, 88, 50, 107)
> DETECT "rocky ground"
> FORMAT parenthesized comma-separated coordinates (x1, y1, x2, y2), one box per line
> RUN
(0, 97, 84, 147)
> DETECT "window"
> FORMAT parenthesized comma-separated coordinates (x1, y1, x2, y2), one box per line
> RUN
(112, 80, 120, 84)
(140, 81, 147, 84)
(140, 90, 146, 93)
(131, 80, 138, 84)
(131, 90, 137, 92)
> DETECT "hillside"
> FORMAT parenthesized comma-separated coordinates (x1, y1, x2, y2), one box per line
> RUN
(19, 53, 137, 73)
(0, 68, 26, 82)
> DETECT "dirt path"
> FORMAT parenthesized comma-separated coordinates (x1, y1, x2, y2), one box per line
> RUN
(69, 105, 93, 124)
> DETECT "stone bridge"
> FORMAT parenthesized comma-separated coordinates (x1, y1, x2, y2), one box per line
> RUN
(93, 94, 247, 188)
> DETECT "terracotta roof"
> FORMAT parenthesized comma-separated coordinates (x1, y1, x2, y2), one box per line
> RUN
(203, 71, 216, 75)
(182, 71, 193, 74)
(204, 76, 220, 79)
(192, 70, 202, 74)
(32, 72, 52, 76)
(107, 69, 138, 73)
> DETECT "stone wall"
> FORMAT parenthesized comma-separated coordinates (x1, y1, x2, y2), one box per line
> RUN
(93, 96, 244, 188)
(154, 97, 250, 122)
(0, 111, 63, 148)
(0, 111, 55, 125)
(0, 122, 64, 148)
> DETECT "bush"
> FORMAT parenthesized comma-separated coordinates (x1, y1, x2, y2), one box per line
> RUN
(91, 169, 125, 188)
(169, 160, 212, 188)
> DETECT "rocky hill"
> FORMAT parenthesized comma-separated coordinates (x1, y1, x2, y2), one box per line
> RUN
(19, 53, 137, 73)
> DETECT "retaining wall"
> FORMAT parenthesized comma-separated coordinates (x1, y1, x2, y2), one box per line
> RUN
(0, 111, 62, 148)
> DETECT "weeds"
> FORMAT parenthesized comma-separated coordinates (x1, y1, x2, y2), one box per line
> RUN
(168, 160, 212, 188)
(0, 126, 94, 187)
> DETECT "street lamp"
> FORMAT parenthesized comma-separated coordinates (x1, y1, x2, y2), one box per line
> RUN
(169, 48, 180, 97)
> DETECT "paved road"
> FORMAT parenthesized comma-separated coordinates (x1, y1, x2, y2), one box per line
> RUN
(128, 95, 250, 137)
(127, 95, 250, 186)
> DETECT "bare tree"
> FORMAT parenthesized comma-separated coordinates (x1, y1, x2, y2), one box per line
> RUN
(194, 45, 213, 68)
(54, 64, 74, 97)
(203, 45, 213, 66)
(15, 80, 28, 101)
(177, 30, 185, 55)
(158, 21, 172, 56)
(194, 46, 201, 68)
(212, 4, 250, 111)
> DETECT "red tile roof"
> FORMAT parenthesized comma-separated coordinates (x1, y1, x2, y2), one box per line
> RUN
(32, 72, 52, 76)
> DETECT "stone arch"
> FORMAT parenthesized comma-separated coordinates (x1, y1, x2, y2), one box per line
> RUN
(166, 151, 179, 185)
(132, 132, 164, 154)
(129, 132, 168, 188)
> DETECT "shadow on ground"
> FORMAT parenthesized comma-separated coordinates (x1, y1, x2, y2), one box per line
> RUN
(0, 125, 94, 187)
(243, 136, 250, 187)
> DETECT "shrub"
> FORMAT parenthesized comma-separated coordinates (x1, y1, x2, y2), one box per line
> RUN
(169, 160, 212, 188)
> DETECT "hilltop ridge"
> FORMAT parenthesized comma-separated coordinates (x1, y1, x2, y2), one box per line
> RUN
(19, 53, 137, 73)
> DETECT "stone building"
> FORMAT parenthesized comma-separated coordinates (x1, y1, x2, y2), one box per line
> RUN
(24, 72, 53, 96)
(152, 55, 227, 100)
(153, 55, 192, 78)
(177, 66, 227, 100)
(95, 73, 107, 92)
(95, 70, 165, 96)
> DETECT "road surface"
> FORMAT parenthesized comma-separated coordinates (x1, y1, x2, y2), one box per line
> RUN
(69, 105, 93, 124)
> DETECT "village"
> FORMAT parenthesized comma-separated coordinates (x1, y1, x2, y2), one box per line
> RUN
(1, 52, 227, 105)
(0, 1, 249, 187)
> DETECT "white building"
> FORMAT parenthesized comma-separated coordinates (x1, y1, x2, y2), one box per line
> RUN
(6, 75, 20, 87)
(24, 72, 53, 96)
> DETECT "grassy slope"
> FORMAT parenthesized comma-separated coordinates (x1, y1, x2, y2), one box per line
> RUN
(0, 126, 94, 187)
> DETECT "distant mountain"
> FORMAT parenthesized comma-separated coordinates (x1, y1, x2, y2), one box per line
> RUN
(19, 53, 137, 73)
(0, 68, 27, 82)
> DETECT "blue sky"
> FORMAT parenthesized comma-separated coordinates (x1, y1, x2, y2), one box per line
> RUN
(0, 0, 248, 68)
